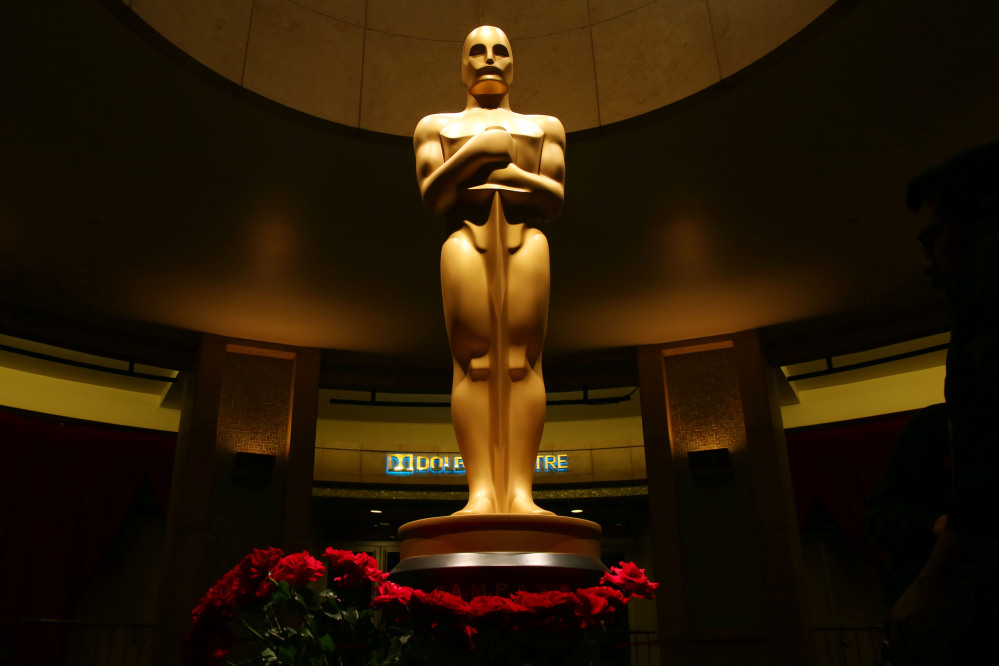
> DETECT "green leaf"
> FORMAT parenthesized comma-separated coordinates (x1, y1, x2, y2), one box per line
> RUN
(320, 595, 342, 613)
(274, 626, 299, 642)
(318, 633, 336, 652)
(276, 580, 293, 598)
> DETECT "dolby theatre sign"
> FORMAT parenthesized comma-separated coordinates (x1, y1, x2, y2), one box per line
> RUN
(386, 453, 569, 476)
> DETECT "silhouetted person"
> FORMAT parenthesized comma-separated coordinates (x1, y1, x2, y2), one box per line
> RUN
(887, 140, 999, 665)
(868, 403, 951, 606)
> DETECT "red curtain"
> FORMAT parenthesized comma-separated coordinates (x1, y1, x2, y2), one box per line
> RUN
(785, 411, 915, 567)
(0, 408, 175, 645)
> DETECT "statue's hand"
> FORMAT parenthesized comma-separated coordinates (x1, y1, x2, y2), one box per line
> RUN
(468, 127, 516, 165)
(483, 164, 531, 189)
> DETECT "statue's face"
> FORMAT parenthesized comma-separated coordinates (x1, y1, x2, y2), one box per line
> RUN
(461, 26, 513, 97)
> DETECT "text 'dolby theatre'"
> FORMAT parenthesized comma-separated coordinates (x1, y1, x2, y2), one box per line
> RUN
(386, 453, 568, 476)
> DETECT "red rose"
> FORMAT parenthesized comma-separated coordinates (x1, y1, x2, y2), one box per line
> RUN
(269, 551, 326, 589)
(412, 589, 472, 618)
(233, 547, 284, 602)
(468, 595, 526, 618)
(185, 570, 239, 664)
(371, 581, 413, 622)
(581, 585, 628, 609)
(372, 581, 414, 608)
(409, 590, 477, 650)
(572, 587, 626, 628)
(190, 570, 238, 626)
(600, 562, 659, 599)
(508, 590, 577, 634)
(509, 590, 573, 613)
(573, 588, 609, 617)
(323, 548, 388, 588)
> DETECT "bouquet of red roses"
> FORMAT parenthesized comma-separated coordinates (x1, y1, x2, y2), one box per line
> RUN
(184, 549, 657, 666)
(371, 562, 657, 664)
(184, 547, 386, 665)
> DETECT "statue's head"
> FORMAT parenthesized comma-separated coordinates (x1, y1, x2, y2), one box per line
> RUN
(461, 26, 513, 99)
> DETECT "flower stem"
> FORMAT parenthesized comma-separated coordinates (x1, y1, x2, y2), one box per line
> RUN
(238, 617, 266, 641)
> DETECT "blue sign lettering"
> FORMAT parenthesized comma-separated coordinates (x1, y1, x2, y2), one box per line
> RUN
(387, 453, 567, 475)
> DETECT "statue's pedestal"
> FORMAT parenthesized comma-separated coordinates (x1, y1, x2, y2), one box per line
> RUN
(391, 515, 604, 596)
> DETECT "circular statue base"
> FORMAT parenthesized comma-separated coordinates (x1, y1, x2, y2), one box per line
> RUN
(391, 515, 604, 595)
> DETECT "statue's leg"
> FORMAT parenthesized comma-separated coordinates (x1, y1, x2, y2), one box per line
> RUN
(505, 229, 554, 515)
(441, 228, 497, 515)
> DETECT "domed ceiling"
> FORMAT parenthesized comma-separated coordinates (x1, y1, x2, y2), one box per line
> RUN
(124, 0, 835, 134)
(1, 0, 997, 376)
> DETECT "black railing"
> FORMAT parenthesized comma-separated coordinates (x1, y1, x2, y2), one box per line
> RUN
(12, 622, 885, 665)
(609, 630, 660, 666)
(814, 625, 885, 666)
(12, 622, 658, 666)
(14, 619, 153, 666)
(0, 343, 175, 384)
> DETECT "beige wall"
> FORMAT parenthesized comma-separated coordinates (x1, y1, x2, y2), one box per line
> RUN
(0, 354, 944, 488)
(314, 390, 646, 485)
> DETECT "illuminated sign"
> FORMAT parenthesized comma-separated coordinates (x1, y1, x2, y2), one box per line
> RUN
(536, 454, 569, 472)
(386, 453, 568, 476)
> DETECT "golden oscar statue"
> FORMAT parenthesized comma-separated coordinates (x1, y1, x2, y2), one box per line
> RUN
(395, 27, 600, 592)
(414, 25, 566, 516)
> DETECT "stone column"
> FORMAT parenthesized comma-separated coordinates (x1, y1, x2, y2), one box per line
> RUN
(637, 332, 814, 666)
(152, 336, 320, 665)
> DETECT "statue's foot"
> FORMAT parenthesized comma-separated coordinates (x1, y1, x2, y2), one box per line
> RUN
(452, 494, 496, 515)
(509, 494, 555, 515)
